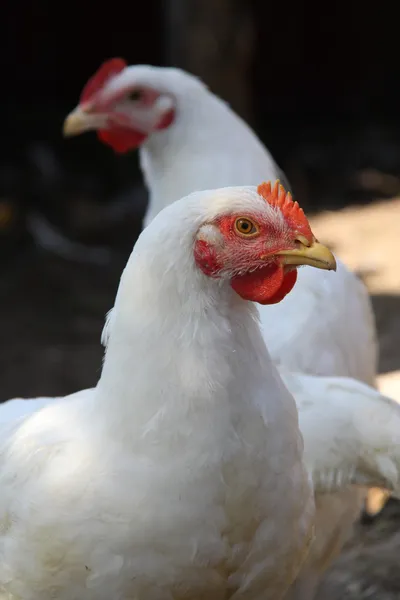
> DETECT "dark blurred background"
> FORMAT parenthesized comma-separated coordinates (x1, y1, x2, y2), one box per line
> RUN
(1, 0, 399, 400)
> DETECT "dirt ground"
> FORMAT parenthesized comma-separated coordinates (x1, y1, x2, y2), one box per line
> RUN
(0, 196, 400, 598)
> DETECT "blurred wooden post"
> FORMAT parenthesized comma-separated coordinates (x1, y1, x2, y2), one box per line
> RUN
(164, 0, 255, 124)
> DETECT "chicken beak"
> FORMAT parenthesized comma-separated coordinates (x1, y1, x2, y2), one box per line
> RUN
(275, 238, 337, 271)
(63, 106, 103, 137)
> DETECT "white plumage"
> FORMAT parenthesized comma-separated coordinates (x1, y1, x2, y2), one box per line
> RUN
(0, 187, 316, 600)
(64, 63, 378, 384)
(279, 368, 400, 599)
(1, 187, 399, 600)
(141, 67, 377, 384)
(0, 397, 52, 423)
(63, 63, 382, 597)
(0, 65, 383, 598)
(0, 391, 90, 425)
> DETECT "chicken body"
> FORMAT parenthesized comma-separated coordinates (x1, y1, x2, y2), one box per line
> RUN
(0, 187, 318, 600)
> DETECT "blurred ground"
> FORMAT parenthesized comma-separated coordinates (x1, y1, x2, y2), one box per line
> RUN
(317, 497, 400, 600)
(0, 192, 400, 599)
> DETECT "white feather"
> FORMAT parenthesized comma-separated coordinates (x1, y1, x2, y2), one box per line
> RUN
(4, 67, 381, 599)
(0, 188, 315, 600)
(126, 66, 377, 599)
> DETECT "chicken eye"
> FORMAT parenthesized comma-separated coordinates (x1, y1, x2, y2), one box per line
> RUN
(128, 90, 142, 102)
(234, 217, 259, 236)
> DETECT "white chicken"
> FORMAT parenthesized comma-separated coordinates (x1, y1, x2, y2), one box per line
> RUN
(0, 184, 327, 600)
(0, 397, 56, 423)
(61, 60, 383, 557)
(61, 62, 385, 593)
(279, 367, 400, 599)
(63, 59, 377, 386)
(1, 184, 398, 600)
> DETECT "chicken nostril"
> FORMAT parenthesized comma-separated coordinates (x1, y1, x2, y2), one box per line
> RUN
(294, 235, 311, 248)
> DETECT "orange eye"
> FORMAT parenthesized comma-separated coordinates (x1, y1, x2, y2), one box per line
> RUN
(234, 217, 259, 237)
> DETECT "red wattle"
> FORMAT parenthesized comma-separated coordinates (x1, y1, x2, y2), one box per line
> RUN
(231, 265, 297, 305)
(97, 128, 147, 153)
(264, 269, 297, 304)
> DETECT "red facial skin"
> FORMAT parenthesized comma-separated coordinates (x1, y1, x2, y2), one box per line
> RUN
(95, 108, 175, 154)
(97, 127, 148, 154)
(77, 58, 175, 154)
(193, 212, 308, 306)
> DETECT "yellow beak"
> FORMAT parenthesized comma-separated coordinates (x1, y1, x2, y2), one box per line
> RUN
(63, 106, 103, 137)
(275, 238, 337, 271)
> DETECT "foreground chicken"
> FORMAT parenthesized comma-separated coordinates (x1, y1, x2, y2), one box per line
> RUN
(2, 184, 400, 600)
(0, 184, 328, 599)
(63, 59, 377, 387)
(4, 184, 400, 600)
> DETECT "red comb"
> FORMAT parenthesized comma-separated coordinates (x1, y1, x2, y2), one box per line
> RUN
(257, 180, 313, 238)
(80, 58, 128, 104)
